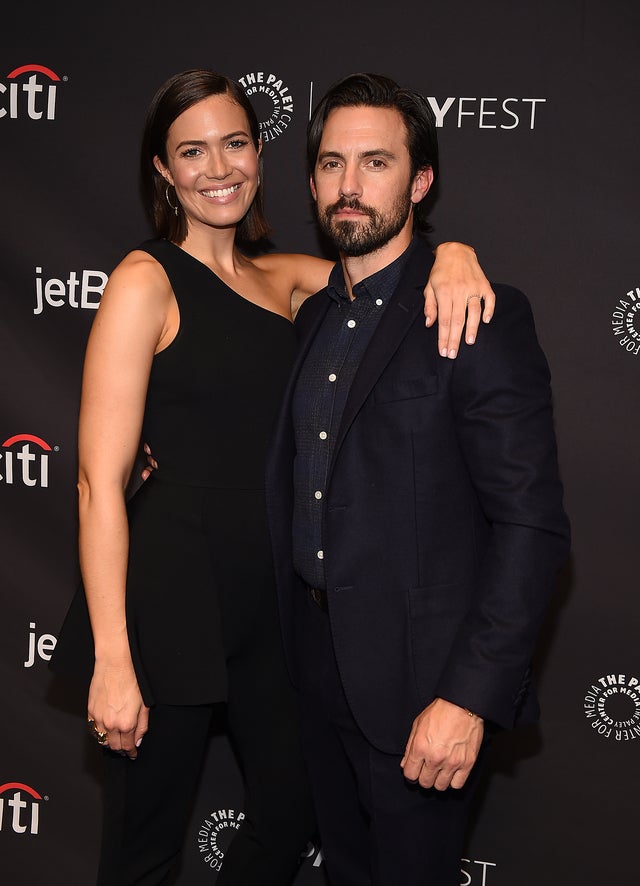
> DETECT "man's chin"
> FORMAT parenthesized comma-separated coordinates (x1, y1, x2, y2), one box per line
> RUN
(327, 220, 374, 256)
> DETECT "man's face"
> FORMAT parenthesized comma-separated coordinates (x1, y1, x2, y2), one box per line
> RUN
(310, 105, 432, 257)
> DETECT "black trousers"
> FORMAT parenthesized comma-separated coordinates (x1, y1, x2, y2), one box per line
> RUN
(98, 699, 314, 886)
(97, 488, 316, 885)
(295, 592, 488, 886)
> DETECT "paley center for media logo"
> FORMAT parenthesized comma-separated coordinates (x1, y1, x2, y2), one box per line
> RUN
(0, 434, 59, 488)
(611, 286, 640, 357)
(197, 808, 246, 873)
(196, 808, 325, 875)
(0, 782, 46, 835)
(237, 71, 294, 142)
(0, 64, 66, 121)
(583, 673, 640, 741)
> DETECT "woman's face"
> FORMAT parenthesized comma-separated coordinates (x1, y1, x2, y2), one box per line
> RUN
(155, 93, 260, 234)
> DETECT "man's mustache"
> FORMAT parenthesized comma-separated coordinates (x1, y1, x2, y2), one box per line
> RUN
(327, 196, 377, 218)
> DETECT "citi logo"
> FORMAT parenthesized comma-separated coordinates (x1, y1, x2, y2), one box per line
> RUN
(0, 64, 63, 121)
(1, 434, 57, 488)
(0, 783, 44, 834)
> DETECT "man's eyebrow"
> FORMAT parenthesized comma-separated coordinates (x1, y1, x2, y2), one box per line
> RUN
(359, 149, 396, 160)
(317, 148, 397, 161)
(317, 150, 345, 162)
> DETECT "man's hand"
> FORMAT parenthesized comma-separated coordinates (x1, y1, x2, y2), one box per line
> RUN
(425, 242, 496, 359)
(400, 697, 484, 790)
(141, 443, 158, 482)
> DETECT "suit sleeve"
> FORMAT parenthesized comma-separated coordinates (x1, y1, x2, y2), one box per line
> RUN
(434, 284, 570, 729)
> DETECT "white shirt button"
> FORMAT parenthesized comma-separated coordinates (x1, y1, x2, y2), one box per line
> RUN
(328, 373, 337, 382)
(375, 298, 383, 306)
(315, 491, 323, 499)
(347, 319, 356, 328)
(317, 550, 324, 560)
(319, 431, 328, 440)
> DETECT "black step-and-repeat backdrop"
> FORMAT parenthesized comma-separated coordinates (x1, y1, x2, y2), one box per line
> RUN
(2, 2, 638, 884)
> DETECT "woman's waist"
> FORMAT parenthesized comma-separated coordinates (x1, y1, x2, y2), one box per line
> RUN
(148, 467, 266, 490)
(139, 443, 268, 489)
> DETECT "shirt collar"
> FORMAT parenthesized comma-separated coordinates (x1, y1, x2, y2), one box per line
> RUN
(326, 237, 418, 306)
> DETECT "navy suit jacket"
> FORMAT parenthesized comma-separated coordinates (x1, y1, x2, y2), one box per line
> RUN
(266, 239, 570, 754)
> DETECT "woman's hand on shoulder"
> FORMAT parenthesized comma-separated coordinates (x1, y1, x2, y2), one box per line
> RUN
(426, 242, 496, 359)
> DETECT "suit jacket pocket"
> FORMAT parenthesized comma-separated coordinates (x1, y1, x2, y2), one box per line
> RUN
(373, 374, 438, 404)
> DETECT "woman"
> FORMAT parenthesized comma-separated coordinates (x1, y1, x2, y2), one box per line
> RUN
(52, 69, 494, 885)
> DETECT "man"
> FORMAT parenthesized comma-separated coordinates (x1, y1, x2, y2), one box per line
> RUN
(265, 73, 570, 886)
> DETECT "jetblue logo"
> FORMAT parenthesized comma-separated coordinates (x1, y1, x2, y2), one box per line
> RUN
(24, 622, 57, 669)
(34, 265, 107, 315)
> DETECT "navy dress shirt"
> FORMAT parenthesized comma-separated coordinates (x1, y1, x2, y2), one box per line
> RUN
(292, 241, 415, 589)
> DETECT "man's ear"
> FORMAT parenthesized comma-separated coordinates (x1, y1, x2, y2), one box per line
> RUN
(309, 174, 318, 201)
(153, 155, 173, 186)
(411, 166, 434, 204)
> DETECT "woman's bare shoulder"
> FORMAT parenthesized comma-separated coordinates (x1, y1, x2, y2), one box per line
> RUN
(101, 249, 173, 305)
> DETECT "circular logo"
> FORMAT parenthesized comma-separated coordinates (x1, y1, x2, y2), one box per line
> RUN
(583, 674, 640, 741)
(237, 71, 295, 142)
(196, 808, 245, 873)
(611, 287, 640, 356)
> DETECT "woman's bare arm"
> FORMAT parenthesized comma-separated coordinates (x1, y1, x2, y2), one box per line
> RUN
(78, 252, 171, 758)
(259, 243, 496, 353)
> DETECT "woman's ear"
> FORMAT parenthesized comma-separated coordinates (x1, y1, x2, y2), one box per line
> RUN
(153, 155, 173, 186)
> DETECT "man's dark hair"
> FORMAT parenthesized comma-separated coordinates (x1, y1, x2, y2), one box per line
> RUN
(307, 72, 439, 237)
(140, 69, 270, 245)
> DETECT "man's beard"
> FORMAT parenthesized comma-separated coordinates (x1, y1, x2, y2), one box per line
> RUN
(317, 184, 413, 257)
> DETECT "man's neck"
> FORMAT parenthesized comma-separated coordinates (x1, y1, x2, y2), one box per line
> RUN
(340, 228, 413, 300)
